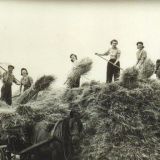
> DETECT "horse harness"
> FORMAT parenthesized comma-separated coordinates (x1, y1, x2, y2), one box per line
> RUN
(51, 120, 72, 160)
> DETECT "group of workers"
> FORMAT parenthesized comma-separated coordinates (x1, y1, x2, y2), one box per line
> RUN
(1, 67, 33, 105)
(0, 39, 159, 106)
(96, 40, 148, 83)
(71, 39, 159, 84)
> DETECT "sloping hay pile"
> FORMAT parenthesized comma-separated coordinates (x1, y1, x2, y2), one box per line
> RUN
(0, 88, 69, 133)
(63, 78, 160, 159)
(0, 68, 160, 159)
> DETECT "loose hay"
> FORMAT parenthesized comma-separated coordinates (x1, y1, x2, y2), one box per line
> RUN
(156, 68, 160, 79)
(120, 67, 139, 89)
(17, 75, 56, 104)
(66, 57, 92, 88)
(139, 59, 155, 79)
(63, 79, 160, 160)
(0, 75, 160, 159)
(34, 75, 55, 91)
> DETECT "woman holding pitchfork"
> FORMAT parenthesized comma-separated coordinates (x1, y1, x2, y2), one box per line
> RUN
(95, 39, 121, 83)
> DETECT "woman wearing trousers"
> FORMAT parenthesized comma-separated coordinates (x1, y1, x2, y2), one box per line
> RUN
(96, 39, 121, 83)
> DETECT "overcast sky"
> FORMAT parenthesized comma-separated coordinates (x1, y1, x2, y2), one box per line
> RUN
(0, 0, 160, 91)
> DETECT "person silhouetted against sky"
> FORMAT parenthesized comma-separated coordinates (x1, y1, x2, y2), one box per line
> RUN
(20, 68, 33, 93)
(95, 39, 121, 83)
(1, 65, 20, 105)
(69, 53, 80, 88)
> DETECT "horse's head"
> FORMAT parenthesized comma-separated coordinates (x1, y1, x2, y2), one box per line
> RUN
(68, 110, 83, 146)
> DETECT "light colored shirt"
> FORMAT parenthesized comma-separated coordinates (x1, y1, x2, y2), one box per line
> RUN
(136, 49, 147, 65)
(104, 48, 121, 60)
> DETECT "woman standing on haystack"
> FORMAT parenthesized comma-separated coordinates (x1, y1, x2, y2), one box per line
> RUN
(69, 53, 81, 88)
(95, 39, 121, 83)
(136, 42, 147, 69)
(20, 68, 33, 93)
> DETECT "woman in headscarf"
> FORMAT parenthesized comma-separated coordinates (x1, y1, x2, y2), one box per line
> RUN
(20, 68, 33, 93)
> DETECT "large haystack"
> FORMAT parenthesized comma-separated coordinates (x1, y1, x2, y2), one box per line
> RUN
(0, 68, 160, 159)
(63, 79, 160, 160)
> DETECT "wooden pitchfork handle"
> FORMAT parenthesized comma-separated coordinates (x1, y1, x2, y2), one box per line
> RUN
(95, 53, 124, 70)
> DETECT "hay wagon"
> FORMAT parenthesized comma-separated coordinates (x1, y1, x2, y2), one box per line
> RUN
(0, 125, 27, 160)
(0, 137, 55, 160)
(0, 125, 53, 160)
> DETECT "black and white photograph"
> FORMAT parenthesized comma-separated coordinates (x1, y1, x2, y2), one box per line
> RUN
(0, 0, 160, 159)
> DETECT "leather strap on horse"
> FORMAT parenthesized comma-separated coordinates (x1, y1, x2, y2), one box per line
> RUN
(51, 119, 72, 160)
(50, 120, 62, 137)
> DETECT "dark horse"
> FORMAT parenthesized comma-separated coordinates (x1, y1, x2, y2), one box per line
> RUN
(20, 110, 83, 160)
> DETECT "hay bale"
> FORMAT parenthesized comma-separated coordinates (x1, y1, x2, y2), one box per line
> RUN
(139, 59, 155, 79)
(120, 67, 139, 89)
(67, 57, 92, 88)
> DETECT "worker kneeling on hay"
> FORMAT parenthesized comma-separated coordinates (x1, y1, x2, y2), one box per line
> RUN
(1, 65, 20, 105)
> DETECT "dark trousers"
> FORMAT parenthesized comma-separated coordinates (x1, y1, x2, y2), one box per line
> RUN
(71, 76, 80, 88)
(106, 59, 120, 83)
(1, 84, 12, 105)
